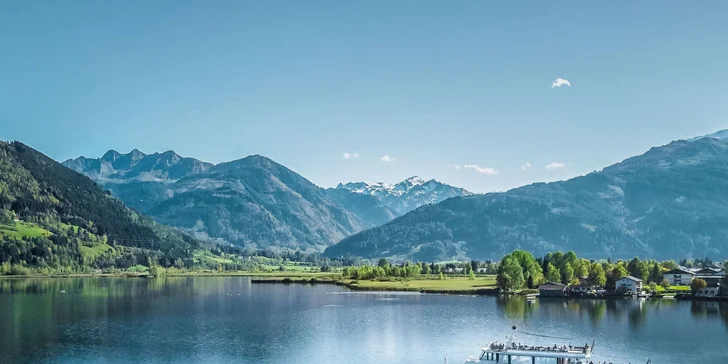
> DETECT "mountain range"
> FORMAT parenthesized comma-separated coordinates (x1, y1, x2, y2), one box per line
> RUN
(324, 134, 728, 261)
(335, 177, 472, 215)
(63, 152, 469, 251)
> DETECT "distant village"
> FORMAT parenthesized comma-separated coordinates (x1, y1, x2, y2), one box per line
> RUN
(537, 266, 726, 299)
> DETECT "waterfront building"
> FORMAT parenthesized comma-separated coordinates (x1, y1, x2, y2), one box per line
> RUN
(616, 276, 643, 294)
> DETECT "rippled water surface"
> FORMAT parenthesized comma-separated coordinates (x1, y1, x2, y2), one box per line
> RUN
(1, 277, 726, 364)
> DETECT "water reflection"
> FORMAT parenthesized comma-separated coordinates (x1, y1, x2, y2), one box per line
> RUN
(691, 300, 728, 328)
(495, 296, 728, 331)
(1, 278, 727, 364)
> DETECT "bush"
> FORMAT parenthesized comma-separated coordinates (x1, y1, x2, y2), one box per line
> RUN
(660, 278, 671, 289)
(690, 278, 707, 295)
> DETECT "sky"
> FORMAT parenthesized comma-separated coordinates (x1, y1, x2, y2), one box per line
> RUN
(2, 1, 728, 193)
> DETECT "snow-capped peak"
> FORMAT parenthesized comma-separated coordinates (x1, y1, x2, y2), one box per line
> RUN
(688, 129, 728, 142)
(336, 176, 471, 215)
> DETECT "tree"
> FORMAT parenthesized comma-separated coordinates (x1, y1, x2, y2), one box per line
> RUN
(648, 282, 657, 292)
(612, 264, 628, 281)
(573, 259, 590, 278)
(497, 256, 525, 291)
(468, 270, 475, 280)
(545, 263, 561, 283)
(588, 263, 607, 287)
(627, 258, 649, 281)
(377, 258, 390, 268)
(471, 260, 479, 273)
(661, 260, 679, 271)
(648, 263, 663, 283)
(510, 250, 544, 287)
(561, 263, 574, 285)
(690, 278, 707, 296)
(660, 278, 671, 289)
(439, 272, 445, 280)
(0, 261, 10, 275)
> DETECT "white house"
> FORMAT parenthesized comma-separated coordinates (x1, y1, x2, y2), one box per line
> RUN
(616, 276, 643, 294)
(663, 268, 694, 286)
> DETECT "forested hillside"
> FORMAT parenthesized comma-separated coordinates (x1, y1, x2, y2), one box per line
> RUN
(325, 138, 728, 261)
(0, 141, 199, 274)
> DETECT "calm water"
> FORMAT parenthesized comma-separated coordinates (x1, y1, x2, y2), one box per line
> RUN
(1, 278, 726, 364)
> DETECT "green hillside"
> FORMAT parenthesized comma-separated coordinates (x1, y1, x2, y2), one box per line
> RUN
(0, 141, 200, 274)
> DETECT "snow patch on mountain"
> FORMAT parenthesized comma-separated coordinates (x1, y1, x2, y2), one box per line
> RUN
(336, 176, 471, 215)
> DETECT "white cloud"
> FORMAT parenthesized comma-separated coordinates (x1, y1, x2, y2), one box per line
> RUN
(545, 162, 566, 170)
(453, 164, 462, 170)
(464, 164, 499, 175)
(380, 155, 397, 162)
(342, 152, 359, 159)
(551, 78, 571, 88)
(521, 162, 532, 171)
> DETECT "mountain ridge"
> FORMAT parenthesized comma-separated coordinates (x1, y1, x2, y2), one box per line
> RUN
(325, 137, 728, 261)
(336, 176, 472, 215)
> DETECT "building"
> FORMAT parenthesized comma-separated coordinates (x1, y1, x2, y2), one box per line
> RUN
(691, 268, 726, 297)
(570, 282, 597, 295)
(663, 268, 694, 286)
(444, 267, 464, 274)
(477, 267, 488, 274)
(538, 282, 569, 297)
(616, 276, 643, 294)
(693, 276, 722, 297)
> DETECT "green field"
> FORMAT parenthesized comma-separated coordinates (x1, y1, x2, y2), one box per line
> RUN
(262, 264, 319, 272)
(669, 285, 691, 292)
(0, 221, 52, 239)
(79, 244, 115, 261)
(345, 275, 498, 293)
(193, 250, 235, 265)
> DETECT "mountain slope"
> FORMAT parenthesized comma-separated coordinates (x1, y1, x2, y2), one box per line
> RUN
(325, 138, 728, 261)
(336, 176, 472, 215)
(325, 188, 398, 227)
(65, 151, 472, 251)
(0, 141, 199, 270)
(146, 155, 371, 251)
(63, 150, 213, 216)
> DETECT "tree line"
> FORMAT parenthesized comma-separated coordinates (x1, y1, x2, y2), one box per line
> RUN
(497, 249, 728, 292)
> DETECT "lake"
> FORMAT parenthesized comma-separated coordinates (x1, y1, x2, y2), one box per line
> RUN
(1, 277, 726, 364)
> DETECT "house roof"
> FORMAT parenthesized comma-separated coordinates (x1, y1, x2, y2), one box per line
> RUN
(665, 268, 694, 275)
(619, 275, 643, 283)
(538, 282, 568, 291)
(695, 267, 722, 274)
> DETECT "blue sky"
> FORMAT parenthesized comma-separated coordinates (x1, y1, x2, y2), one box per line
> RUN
(2, 1, 728, 193)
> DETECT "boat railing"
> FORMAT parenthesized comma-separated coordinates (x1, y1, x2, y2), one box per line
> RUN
(487, 342, 591, 354)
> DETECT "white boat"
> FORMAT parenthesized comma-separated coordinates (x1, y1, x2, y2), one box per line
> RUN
(464, 328, 593, 364)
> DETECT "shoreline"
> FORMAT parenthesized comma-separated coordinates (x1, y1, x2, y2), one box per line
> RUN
(251, 276, 500, 295)
(0, 271, 340, 279)
(3, 273, 727, 302)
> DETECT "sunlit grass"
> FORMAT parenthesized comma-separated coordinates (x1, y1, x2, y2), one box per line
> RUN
(346, 275, 497, 292)
(0, 221, 52, 238)
(79, 244, 115, 261)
